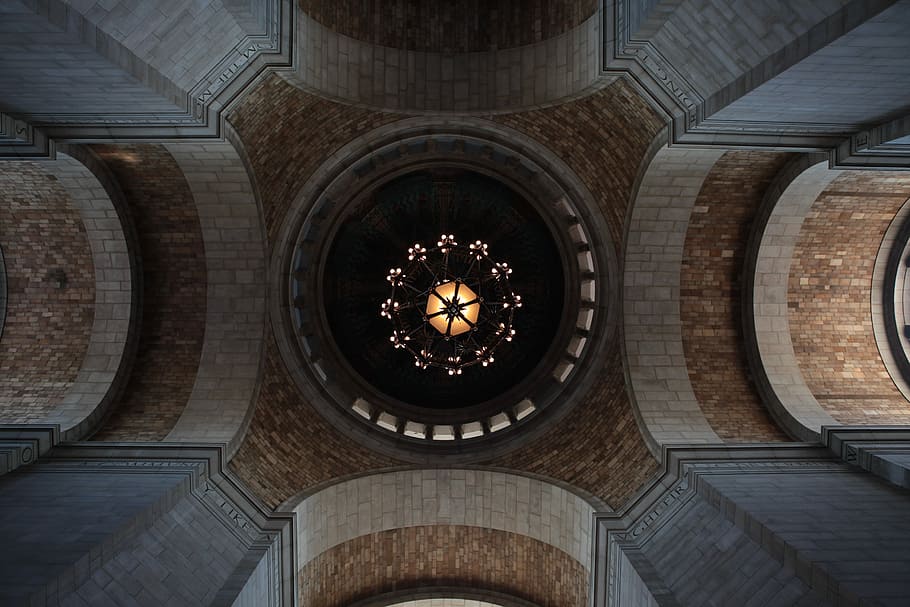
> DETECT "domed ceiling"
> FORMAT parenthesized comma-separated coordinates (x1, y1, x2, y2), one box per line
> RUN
(221, 74, 666, 506)
(281, 118, 617, 452)
(322, 169, 564, 412)
(5, 2, 910, 607)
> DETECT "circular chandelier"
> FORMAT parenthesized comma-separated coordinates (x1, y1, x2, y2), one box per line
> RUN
(380, 234, 522, 375)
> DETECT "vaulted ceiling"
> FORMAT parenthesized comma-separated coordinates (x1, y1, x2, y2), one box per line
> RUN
(3, 1, 910, 605)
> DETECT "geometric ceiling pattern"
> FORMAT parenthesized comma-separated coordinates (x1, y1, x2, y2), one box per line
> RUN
(4, 2, 910, 606)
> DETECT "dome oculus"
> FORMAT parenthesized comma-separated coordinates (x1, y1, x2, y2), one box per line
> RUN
(380, 234, 521, 375)
(318, 168, 567, 414)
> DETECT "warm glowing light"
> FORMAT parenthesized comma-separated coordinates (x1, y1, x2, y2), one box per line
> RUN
(380, 235, 520, 374)
(426, 281, 480, 336)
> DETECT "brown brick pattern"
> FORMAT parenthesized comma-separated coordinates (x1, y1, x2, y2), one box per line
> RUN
(0, 163, 95, 422)
(299, 525, 587, 607)
(229, 336, 400, 507)
(226, 76, 403, 505)
(493, 82, 663, 255)
(485, 344, 659, 507)
(226, 75, 400, 247)
(486, 84, 665, 506)
(680, 151, 792, 442)
(789, 172, 910, 424)
(299, 0, 597, 52)
(91, 145, 207, 441)
(228, 77, 663, 509)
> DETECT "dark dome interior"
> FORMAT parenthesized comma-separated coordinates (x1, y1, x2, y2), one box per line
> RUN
(323, 169, 565, 411)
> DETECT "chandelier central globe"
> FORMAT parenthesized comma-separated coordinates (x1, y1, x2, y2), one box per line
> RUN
(380, 234, 521, 375)
(426, 281, 480, 337)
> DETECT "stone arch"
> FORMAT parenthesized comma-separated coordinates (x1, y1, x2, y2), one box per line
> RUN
(785, 171, 910, 426)
(291, 468, 596, 607)
(292, 0, 604, 112)
(43, 153, 136, 440)
(876, 196, 910, 401)
(623, 145, 725, 452)
(0, 153, 135, 440)
(163, 138, 267, 455)
(351, 591, 536, 607)
(744, 158, 910, 440)
(0, 243, 6, 342)
(744, 159, 842, 441)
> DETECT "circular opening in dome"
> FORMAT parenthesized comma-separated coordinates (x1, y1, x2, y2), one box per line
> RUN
(322, 169, 565, 412)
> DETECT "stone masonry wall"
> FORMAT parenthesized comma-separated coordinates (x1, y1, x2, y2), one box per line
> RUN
(710, 1, 910, 128)
(0, 162, 95, 422)
(0, 2, 185, 119)
(226, 77, 403, 504)
(299, 526, 587, 607)
(701, 466, 910, 604)
(296, 469, 595, 569)
(486, 82, 664, 505)
(66, 494, 248, 606)
(298, 0, 597, 52)
(91, 145, 207, 441)
(624, 147, 724, 449)
(485, 345, 659, 507)
(680, 151, 792, 441)
(631, 494, 825, 605)
(788, 172, 910, 424)
(229, 336, 401, 507)
(294, 9, 600, 113)
(642, 0, 854, 101)
(0, 463, 187, 605)
(225, 75, 400, 246)
(492, 78, 661, 256)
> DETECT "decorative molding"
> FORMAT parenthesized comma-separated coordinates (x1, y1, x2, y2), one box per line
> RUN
(822, 426, 910, 489)
(201, 477, 259, 541)
(1, 0, 293, 157)
(191, 40, 278, 121)
(832, 116, 910, 169)
(593, 443, 837, 607)
(623, 477, 689, 542)
(605, 0, 910, 165)
(603, 0, 700, 143)
(0, 113, 52, 158)
(0, 425, 59, 476)
(38, 442, 296, 606)
(183, 0, 288, 128)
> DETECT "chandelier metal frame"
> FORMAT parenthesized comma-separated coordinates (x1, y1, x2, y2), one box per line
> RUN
(380, 234, 522, 375)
